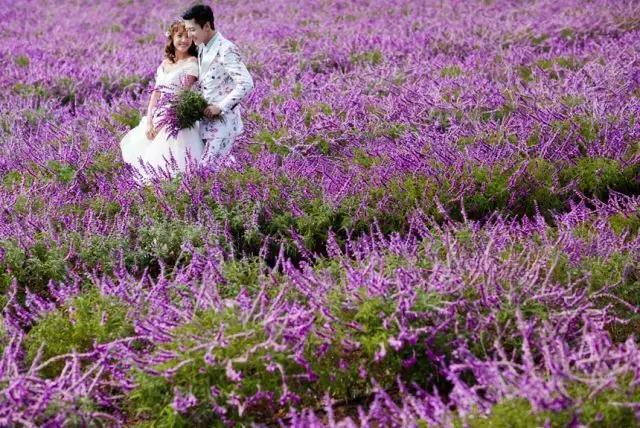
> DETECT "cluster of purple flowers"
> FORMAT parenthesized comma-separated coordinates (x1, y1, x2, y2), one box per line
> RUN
(0, 0, 639, 425)
(154, 83, 208, 139)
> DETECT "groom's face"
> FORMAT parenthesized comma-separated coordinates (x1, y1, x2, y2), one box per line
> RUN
(184, 19, 207, 45)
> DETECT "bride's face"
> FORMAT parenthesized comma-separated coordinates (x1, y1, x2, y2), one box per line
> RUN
(173, 28, 193, 54)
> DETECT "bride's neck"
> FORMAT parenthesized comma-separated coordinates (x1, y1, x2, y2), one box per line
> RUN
(174, 52, 189, 62)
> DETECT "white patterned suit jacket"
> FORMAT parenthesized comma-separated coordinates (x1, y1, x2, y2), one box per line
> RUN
(198, 32, 254, 141)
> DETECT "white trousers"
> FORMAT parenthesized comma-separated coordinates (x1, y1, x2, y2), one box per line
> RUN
(201, 137, 237, 167)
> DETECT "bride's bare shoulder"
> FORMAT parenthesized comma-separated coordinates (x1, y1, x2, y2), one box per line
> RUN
(186, 57, 198, 63)
(157, 58, 170, 71)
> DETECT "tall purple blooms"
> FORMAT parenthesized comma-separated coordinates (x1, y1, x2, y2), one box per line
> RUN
(0, 0, 639, 426)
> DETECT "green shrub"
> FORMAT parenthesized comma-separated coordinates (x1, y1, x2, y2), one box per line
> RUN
(124, 218, 205, 276)
(100, 74, 151, 97)
(12, 82, 49, 98)
(352, 148, 381, 169)
(254, 127, 290, 156)
(137, 175, 197, 219)
(609, 212, 640, 238)
(129, 286, 457, 426)
(517, 65, 534, 82)
(0, 234, 67, 302)
(517, 158, 564, 217)
(460, 380, 640, 427)
(136, 34, 155, 44)
(219, 258, 262, 299)
(560, 94, 585, 109)
(0, 314, 7, 354)
(68, 232, 128, 275)
(22, 108, 51, 126)
(14, 55, 30, 67)
(86, 151, 123, 179)
(47, 160, 76, 184)
(35, 396, 103, 427)
(578, 252, 640, 342)
(112, 106, 142, 129)
(2, 170, 33, 190)
(350, 49, 384, 66)
(440, 65, 463, 78)
(462, 166, 511, 219)
(293, 197, 351, 254)
(560, 157, 640, 200)
(283, 38, 301, 53)
(23, 287, 134, 378)
(311, 288, 453, 401)
(88, 196, 123, 221)
(51, 76, 78, 105)
(128, 306, 301, 425)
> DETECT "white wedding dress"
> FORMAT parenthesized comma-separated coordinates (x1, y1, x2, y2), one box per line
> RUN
(119, 59, 204, 183)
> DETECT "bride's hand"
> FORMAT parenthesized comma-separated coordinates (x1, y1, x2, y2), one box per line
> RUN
(145, 122, 157, 140)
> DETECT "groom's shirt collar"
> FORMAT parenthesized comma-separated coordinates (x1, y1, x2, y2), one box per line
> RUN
(202, 31, 220, 54)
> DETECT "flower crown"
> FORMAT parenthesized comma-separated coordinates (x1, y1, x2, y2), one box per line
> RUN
(165, 18, 185, 38)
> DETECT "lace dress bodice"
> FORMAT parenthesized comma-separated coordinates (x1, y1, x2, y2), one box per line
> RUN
(154, 59, 199, 93)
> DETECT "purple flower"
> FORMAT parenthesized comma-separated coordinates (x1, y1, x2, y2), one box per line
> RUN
(171, 387, 198, 414)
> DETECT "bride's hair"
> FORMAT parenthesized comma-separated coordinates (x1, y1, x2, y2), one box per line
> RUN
(164, 20, 198, 63)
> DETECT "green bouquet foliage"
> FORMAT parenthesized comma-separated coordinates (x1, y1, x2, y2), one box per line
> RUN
(156, 88, 209, 138)
(174, 88, 208, 130)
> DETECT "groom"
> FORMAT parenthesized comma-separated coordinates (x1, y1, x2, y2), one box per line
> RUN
(182, 4, 254, 166)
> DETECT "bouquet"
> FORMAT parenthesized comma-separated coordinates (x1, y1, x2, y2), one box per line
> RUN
(155, 85, 208, 139)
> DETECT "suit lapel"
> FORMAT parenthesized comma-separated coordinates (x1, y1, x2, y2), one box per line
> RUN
(200, 33, 224, 77)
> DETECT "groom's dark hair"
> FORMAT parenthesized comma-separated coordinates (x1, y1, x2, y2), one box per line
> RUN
(182, 4, 215, 30)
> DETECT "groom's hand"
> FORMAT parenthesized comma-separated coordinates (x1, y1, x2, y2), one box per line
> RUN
(203, 104, 222, 119)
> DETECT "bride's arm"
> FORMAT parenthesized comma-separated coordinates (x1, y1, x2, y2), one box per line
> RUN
(146, 90, 160, 120)
(145, 90, 160, 139)
(145, 62, 166, 139)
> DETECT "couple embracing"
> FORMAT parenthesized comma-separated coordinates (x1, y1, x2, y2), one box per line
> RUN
(119, 4, 253, 183)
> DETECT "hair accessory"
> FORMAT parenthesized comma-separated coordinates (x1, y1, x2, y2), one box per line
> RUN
(165, 18, 185, 37)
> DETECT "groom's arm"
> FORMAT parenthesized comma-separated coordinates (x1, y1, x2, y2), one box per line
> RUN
(217, 45, 254, 114)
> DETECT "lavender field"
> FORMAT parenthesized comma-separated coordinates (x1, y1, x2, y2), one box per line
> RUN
(1, 0, 640, 426)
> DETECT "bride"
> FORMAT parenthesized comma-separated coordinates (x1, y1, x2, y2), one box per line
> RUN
(119, 20, 204, 183)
